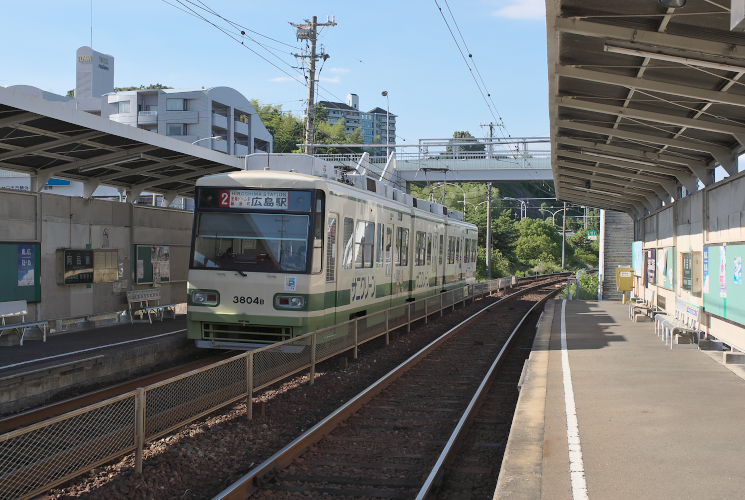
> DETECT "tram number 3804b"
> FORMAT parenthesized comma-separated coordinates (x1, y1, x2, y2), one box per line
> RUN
(233, 296, 266, 304)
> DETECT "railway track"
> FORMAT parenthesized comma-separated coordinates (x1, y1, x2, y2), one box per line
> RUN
(215, 278, 564, 499)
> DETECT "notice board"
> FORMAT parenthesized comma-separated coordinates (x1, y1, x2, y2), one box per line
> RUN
(704, 244, 745, 325)
(658, 247, 675, 290)
(0, 242, 41, 303)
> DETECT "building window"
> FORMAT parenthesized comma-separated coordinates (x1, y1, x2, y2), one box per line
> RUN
(166, 98, 187, 111)
(117, 100, 130, 114)
(166, 123, 187, 136)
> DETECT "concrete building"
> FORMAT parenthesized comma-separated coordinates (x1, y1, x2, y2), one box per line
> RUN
(104, 86, 272, 156)
(1, 46, 273, 201)
(317, 93, 396, 154)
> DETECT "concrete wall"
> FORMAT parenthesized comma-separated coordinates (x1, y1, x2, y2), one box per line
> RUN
(636, 170, 745, 351)
(0, 188, 193, 323)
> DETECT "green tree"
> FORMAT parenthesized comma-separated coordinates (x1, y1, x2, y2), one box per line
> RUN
(446, 131, 484, 153)
(66, 83, 173, 97)
(514, 218, 564, 269)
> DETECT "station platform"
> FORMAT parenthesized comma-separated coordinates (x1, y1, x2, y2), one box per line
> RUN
(0, 318, 187, 376)
(0, 317, 194, 415)
(496, 300, 745, 500)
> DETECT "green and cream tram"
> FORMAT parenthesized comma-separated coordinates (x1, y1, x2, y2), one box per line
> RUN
(187, 154, 477, 349)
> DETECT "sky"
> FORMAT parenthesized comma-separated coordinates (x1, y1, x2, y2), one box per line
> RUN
(0, 0, 549, 144)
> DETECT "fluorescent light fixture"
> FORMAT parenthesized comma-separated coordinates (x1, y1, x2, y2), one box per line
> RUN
(604, 44, 745, 74)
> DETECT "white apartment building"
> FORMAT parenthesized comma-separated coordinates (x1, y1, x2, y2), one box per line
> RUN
(318, 93, 396, 155)
(104, 86, 273, 156)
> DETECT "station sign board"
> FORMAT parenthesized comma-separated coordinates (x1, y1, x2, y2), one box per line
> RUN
(62, 249, 94, 284)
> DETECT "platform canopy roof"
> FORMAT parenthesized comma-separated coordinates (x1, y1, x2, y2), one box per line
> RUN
(0, 86, 242, 201)
(548, 0, 745, 217)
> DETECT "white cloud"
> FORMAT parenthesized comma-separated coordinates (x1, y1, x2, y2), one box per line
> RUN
(320, 76, 341, 84)
(269, 76, 294, 83)
(329, 67, 350, 74)
(491, 0, 545, 20)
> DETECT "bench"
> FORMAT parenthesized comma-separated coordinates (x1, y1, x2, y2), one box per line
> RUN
(655, 313, 699, 349)
(126, 289, 177, 324)
(0, 300, 48, 346)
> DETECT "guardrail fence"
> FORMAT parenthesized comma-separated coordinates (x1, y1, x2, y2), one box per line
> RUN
(0, 276, 523, 500)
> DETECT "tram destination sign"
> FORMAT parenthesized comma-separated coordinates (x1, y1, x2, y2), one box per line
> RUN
(220, 190, 289, 210)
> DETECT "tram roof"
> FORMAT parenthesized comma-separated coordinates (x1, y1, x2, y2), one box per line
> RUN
(548, 0, 745, 217)
(0, 86, 242, 198)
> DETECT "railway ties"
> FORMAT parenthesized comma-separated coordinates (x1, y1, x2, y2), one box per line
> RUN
(218, 279, 564, 499)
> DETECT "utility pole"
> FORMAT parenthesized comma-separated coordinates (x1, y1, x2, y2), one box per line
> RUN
(561, 201, 567, 270)
(292, 16, 337, 155)
(486, 183, 493, 279)
(480, 122, 495, 159)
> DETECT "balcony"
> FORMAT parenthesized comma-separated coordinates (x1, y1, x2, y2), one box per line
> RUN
(234, 120, 249, 136)
(212, 113, 228, 131)
(212, 139, 229, 153)
(137, 110, 158, 125)
(235, 143, 249, 156)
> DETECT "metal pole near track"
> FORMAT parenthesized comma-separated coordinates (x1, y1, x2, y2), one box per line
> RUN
(135, 388, 145, 474)
(246, 353, 254, 421)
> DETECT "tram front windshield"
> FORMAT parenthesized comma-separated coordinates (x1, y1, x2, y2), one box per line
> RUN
(192, 212, 310, 273)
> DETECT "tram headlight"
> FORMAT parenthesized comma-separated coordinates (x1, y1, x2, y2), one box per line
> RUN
(275, 295, 306, 309)
(191, 290, 219, 307)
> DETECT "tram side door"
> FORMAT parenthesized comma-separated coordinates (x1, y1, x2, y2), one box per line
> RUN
(326, 213, 340, 324)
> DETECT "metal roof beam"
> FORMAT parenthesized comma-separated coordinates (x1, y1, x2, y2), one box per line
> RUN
(560, 186, 641, 217)
(558, 97, 745, 145)
(0, 112, 36, 127)
(35, 146, 155, 177)
(0, 131, 105, 162)
(557, 149, 696, 192)
(130, 165, 232, 193)
(555, 17, 745, 62)
(558, 65, 745, 109)
(556, 137, 713, 184)
(557, 159, 674, 199)
(560, 178, 654, 211)
(94, 156, 193, 182)
(558, 172, 660, 208)
(557, 120, 736, 172)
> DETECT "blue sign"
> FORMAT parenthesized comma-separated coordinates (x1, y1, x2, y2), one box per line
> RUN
(17, 244, 35, 287)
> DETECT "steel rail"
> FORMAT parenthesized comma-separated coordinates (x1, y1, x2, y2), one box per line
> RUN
(416, 285, 562, 499)
(213, 277, 567, 500)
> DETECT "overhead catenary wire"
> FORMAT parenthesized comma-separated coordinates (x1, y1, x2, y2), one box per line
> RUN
(432, 0, 519, 155)
(160, 0, 347, 105)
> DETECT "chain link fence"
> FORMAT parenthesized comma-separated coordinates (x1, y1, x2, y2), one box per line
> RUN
(0, 276, 522, 499)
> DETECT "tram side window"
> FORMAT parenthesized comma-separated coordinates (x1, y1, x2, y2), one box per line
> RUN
(426, 233, 433, 266)
(396, 227, 409, 266)
(385, 226, 393, 266)
(312, 196, 325, 273)
(354, 221, 375, 269)
(447, 236, 455, 265)
(415, 231, 426, 266)
(464, 239, 471, 264)
(439, 234, 444, 265)
(456, 238, 461, 264)
(342, 217, 355, 269)
(326, 215, 337, 282)
(375, 224, 384, 267)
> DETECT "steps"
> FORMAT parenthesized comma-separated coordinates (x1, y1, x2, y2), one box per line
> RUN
(601, 210, 633, 300)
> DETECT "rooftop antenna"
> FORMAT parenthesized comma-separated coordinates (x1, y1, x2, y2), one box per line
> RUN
(90, 0, 94, 48)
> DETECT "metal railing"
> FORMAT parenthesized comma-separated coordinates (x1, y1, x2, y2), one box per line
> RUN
(0, 276, 521, 500)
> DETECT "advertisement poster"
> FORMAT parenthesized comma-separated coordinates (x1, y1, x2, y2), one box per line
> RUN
(151, 246, 171, 283)
(646, 249, 656, 286)
(659, 249, 668, 285)
(17, 244, 35, 286)
(703, 247, 710, 294)
(720, 245, 727, 298)
(735, 256, 743, 286)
